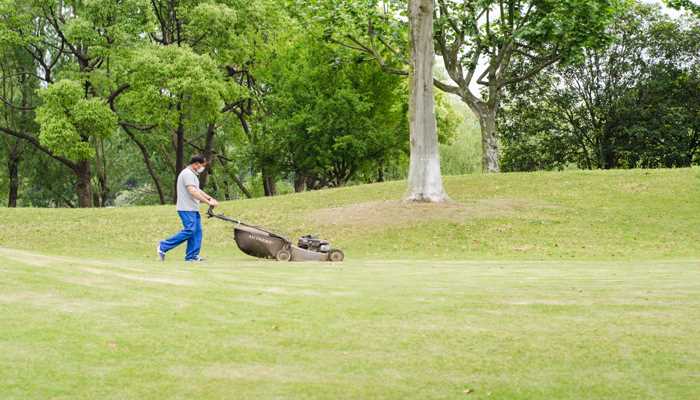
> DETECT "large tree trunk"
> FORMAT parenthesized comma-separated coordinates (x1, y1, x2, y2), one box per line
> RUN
(173, 113, 185, 204)
(75, 160, 93, 208)
(7, 147, 20, 207)
(294, 172, 306, 193)
(198, 123, 216, 189)
(405, 0, 448, 202)
(262, 170, 276, 197)
(596, 135, 615, 169)
(0, 127, 96, 207)
(94, 137, 109, 206)
(477, 106, 500, 173)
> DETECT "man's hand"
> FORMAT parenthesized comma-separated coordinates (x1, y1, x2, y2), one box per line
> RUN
(186, 185, 219, 207)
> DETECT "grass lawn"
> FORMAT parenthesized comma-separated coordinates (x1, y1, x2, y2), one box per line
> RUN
(1, 169, 699, 398)
(1, 251, 698, 399)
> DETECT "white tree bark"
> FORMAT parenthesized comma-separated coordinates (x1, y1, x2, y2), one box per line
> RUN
(405, 0, 448, 202)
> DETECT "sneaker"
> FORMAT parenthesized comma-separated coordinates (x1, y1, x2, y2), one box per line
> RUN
(157, 244, 165, 262)
(186, 256, 206, 262)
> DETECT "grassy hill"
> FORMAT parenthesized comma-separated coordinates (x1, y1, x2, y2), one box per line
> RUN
(1, 168, 698, 261)
(1, 169, 699, 399)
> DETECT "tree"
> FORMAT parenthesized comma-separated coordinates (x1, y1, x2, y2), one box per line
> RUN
(134, 0, 234, 203)
(1, 0, 469, 207)
(0, 43, 38, 207)
(607, 66, 700, 168)
(135, 0, 287, 199)
(405, 0, 448, 201)
(0, 0, 267, 206)
(111, 44, 230, 203)
(309, 0, 620, 172)
(499, 3, 700, 170)
(0, 0, 149, 207)
(257, 30, 410, 192)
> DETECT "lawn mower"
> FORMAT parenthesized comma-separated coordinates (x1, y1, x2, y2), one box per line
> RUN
(206, 206, 344, 262)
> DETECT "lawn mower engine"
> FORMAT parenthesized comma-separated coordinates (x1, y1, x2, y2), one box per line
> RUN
(297, 235, 332, 253)
(293, 234, 343, 262)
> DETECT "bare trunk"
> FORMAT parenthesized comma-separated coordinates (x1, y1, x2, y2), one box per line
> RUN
(405, 0, 448, 202)
(173, 119, 185, 204)
(7, 150, 20, 207)
(212, 154, 253, 199)
(0, 128, 95, 207)
(294, 172, 306, 193)
(75, 160, 93, 208)
(262, 170, 276, 197)
(199, 123, 216, 189)
(94, 137, 109, 206)
(478, 107, 500, 173)
(597, 136, 615, 169)
(232, 174, 253, 198)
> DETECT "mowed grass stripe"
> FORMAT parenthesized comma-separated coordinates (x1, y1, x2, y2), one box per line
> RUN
(1, 251, 698, 399)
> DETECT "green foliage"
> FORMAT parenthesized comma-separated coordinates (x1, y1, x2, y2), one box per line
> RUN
(116, 45, 227, 129)
(186, 2, 239, 57)
(19, 151, 77, 207)
(0, 0, 31, 48)
(434, 92, 460, 145)
(666, 0, 700, 17)
(113, 184, 163, 206)
(439, 98, 482, 175)
(257, 32, 409, 187)
(610, 66, 700, 168)
(35, 80, 117, 161)
(302, 0, 623, 173)
(500, 2, 700, 171)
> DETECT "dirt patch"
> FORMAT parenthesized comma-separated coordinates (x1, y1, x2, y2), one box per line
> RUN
(620, 182, 650, 193)
(312, 198, 550, 227)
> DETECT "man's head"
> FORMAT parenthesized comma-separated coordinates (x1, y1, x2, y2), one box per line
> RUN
(189, 155, 208, 174)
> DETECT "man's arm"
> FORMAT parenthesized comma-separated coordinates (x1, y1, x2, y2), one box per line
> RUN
(187, 185, 219, 206)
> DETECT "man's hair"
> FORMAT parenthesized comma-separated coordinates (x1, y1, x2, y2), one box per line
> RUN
(189, 154, 207, 164)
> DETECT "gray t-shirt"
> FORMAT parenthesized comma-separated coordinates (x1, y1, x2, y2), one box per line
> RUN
(176, 167, 200, 211)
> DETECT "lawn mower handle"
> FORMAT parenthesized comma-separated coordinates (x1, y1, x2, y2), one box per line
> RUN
(206, 206, 241, 224)
(206, 206, 292, 243)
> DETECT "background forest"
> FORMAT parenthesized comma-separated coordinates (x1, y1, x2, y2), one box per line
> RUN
(0, 0, 697, 208)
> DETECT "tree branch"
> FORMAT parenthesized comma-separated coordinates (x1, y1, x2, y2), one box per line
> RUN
(0, 125, 77, 170)
(499, 55, 559, 88)
(0, 95, 35, 111)
(121, 123, 167, 204)
(107, 84, 130, 109)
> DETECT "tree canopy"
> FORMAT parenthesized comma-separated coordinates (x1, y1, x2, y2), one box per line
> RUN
(499, 3, 700, 171)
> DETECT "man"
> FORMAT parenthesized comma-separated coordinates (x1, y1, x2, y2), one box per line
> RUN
(157, 155, 219, 262)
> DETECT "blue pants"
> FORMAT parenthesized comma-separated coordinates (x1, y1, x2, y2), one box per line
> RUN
(159, 211, 202, 261)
